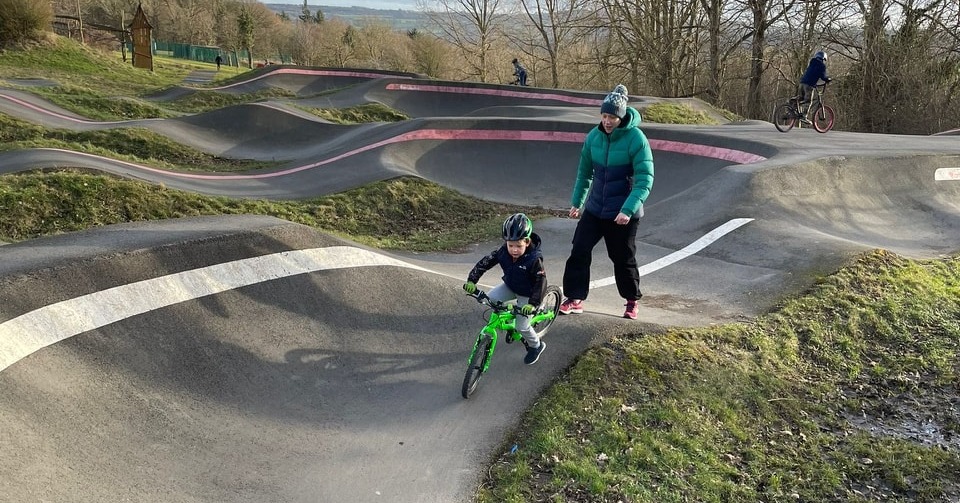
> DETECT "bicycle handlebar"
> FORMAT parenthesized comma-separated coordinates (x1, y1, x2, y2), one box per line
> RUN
(466, 290, 527, 315)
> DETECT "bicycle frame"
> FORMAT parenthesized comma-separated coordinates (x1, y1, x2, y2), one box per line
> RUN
(465, 292, 552, 373)
(774, 82, 834, 133)
(796, 85, 826, 118)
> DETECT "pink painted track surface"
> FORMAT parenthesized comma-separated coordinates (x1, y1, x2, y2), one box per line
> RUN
(2, 67, 960, 503)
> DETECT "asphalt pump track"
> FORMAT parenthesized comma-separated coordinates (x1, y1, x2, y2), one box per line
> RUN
(2, 67, 960, 502)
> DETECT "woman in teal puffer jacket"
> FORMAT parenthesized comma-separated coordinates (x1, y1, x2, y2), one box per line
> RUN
(558, 84, 654, 320)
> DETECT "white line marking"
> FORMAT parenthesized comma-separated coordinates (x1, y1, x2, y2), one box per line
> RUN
(1, 220, 753, 373)
(934, 168, 960, 181)
(589, 218, 754, 289)
(0, 247, 429, 373)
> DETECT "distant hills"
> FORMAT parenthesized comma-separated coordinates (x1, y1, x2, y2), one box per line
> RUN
(263, 3, 430, 31)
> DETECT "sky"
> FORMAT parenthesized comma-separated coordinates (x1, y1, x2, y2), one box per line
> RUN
(305, 0, 419, 9)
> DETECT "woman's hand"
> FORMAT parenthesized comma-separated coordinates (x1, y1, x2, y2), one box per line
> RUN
(614, 212, 630, 225)
(569, 206, 580, 218)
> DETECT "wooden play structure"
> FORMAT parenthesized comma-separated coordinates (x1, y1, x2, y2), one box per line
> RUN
(129, 3, 153, 71)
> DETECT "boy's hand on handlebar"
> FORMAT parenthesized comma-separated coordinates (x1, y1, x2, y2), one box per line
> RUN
(463, 281, 477, 294)
(520, 304, 536, 316)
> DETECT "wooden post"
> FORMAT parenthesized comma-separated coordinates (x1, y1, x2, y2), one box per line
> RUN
(76, 0, 85, 44)
(119, 11, 127, 62)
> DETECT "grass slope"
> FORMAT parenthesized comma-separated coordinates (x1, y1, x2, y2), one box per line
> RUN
(0, 113, 276, 172)
(0, 171, 561, 251)
(479, 251, 960, 502)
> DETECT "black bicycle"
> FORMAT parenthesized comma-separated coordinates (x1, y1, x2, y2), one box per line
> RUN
(773, 82, 835, 133)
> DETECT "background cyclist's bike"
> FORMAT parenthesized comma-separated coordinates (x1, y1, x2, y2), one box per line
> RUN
(461, 286, 562, 398)
(773, 82, 835, 133)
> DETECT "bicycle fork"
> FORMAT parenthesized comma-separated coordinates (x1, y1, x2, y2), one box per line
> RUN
(467, 327, 502, 373)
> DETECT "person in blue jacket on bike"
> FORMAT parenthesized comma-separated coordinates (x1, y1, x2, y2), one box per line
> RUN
(798, 50, 832, 107)
(463, 213, 548, 365)
(511, 58, 528, 86)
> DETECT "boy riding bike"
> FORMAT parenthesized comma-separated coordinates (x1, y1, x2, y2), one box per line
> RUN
(463, 213, 547, 365)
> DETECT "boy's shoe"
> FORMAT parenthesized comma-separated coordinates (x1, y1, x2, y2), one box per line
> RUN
(623, 300, 639, 320)
(524, 341, 545, 365)
(559, 298, 583, 315)
(799, 117, 812, 124)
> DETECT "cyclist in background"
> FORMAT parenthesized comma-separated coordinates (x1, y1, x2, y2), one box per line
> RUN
(797, 50, 832, 122)
(511, 58, 528, 86)
(463, 213, 548, 365)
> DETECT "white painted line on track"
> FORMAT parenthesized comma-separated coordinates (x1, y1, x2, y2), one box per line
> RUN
(934, 168, 960, 181)
(589, 218, 754, 289)
(1, 221, 753, 373)
(0, 246, 430, 373)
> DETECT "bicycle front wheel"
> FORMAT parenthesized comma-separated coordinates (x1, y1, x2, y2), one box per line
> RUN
(773, 103, 796, 132)
(462, 334, 492, 399)
(531, 285, 562, 337)
(812, 104, 835, 133)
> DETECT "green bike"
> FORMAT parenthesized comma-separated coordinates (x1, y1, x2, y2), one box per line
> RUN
(461, 286, 563, 398)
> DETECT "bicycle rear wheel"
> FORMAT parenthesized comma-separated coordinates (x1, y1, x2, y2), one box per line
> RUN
(773, 103, 796, 132)
(462, 334, 492, 399)
(531, 285, 562, 337)
(812, 104, 835, 133)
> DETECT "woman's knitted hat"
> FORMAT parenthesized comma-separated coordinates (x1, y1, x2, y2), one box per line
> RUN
(600, 84, 629, 119)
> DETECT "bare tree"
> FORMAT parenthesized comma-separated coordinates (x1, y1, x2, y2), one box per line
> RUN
(354, 20, 399, 69)
(698, 0, 751, 103)
(287, 22, 320, 65)
(420, 0, 508, 82)
(249, 2, 285, 62)
(297, 18, 356, 67)
(408, 29, 456, 77)
(0, 0, 52, 45)
(742, 0, 795, 118)
(699, 0, 724, 101)
(512, 0, 597, 87)
(602, 0, 704, 96)
(845, 0, 960, 132)
(148, 0, 216, 44)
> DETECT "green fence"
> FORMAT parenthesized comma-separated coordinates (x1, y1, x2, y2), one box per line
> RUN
(132, 40, 290, 67)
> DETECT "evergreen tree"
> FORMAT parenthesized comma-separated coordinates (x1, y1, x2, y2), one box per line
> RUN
(299, 0, 311, 23)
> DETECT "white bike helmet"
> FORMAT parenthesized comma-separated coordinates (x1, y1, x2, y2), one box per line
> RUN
(814, 50, 827, 61)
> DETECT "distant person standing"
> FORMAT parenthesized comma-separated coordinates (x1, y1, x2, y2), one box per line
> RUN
(511, 58, 528, 86)
(215, 54, 223, 70)
(558, 84, 654, 320)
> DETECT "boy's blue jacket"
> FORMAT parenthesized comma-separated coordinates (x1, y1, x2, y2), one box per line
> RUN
(467, 232, 547, 305)
(800, 57, 829, 86)
(571, 106, 654, 219)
